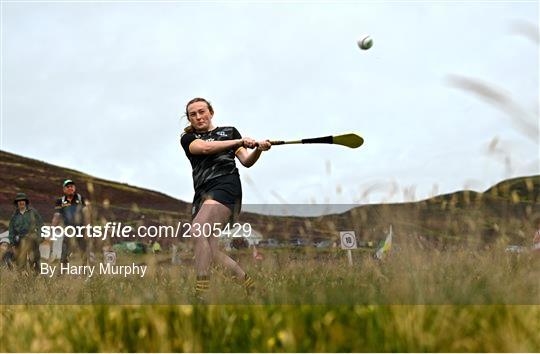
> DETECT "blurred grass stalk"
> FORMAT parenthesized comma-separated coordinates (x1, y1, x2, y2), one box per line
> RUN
(0, 304, 539, 352)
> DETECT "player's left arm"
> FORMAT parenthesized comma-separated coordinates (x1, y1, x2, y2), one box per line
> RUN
(236, 141, 271, 168)
(233, 127, 271, 167)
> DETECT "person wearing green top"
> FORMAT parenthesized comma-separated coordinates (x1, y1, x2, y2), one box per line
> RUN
(152, 241, 161, 254)
(8, 192, 44, 272)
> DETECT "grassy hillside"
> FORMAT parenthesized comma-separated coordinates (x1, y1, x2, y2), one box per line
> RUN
(0, 150, 192, 234)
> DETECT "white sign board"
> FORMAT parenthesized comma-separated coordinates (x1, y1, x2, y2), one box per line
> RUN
(39, 243, 51, 259)
(104, 251, 117, 265)
(340, 231, 357, 250)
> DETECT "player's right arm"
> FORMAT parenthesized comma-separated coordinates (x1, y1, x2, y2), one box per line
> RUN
(190, 139, 243, 155)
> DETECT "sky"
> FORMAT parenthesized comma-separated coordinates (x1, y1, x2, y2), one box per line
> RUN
(1, 1, 539, 212)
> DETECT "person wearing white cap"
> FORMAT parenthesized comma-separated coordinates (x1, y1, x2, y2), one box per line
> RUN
(51, 179, 92, 264)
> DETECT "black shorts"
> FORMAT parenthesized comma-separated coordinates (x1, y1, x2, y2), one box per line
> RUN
(192, 173, 242, 219)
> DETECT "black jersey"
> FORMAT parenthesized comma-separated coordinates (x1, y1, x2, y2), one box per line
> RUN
(180, 126, 242, 191)
(54, 193, 86, 226)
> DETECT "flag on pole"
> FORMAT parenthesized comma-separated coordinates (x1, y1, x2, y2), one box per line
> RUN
(375, 225, 393, 260)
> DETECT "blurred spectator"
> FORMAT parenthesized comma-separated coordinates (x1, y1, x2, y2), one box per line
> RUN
(231, 238, 248, 249)
(52, 179, 92, 264)
(533, 217, 540, 252)
(0, 238, 14, 268)
(8, 192, 44, 272)
(252, 245, 264, 261)
(152, 241, 161, 254)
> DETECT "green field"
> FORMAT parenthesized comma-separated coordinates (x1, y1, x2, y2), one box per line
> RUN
(1, 245, 539, 352)
(2, 244, 538, 305)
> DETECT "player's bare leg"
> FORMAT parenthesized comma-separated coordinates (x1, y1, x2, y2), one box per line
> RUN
(192, 199, 254, 297)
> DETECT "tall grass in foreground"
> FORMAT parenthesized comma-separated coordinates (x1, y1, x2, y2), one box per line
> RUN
(0, 246, 539, 352)
(1, 305, 539, 352)
(1, 245, 538, 305)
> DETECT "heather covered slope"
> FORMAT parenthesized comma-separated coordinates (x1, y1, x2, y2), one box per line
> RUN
(0, 150, 192, 231)
(1, 149, 538, 246)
